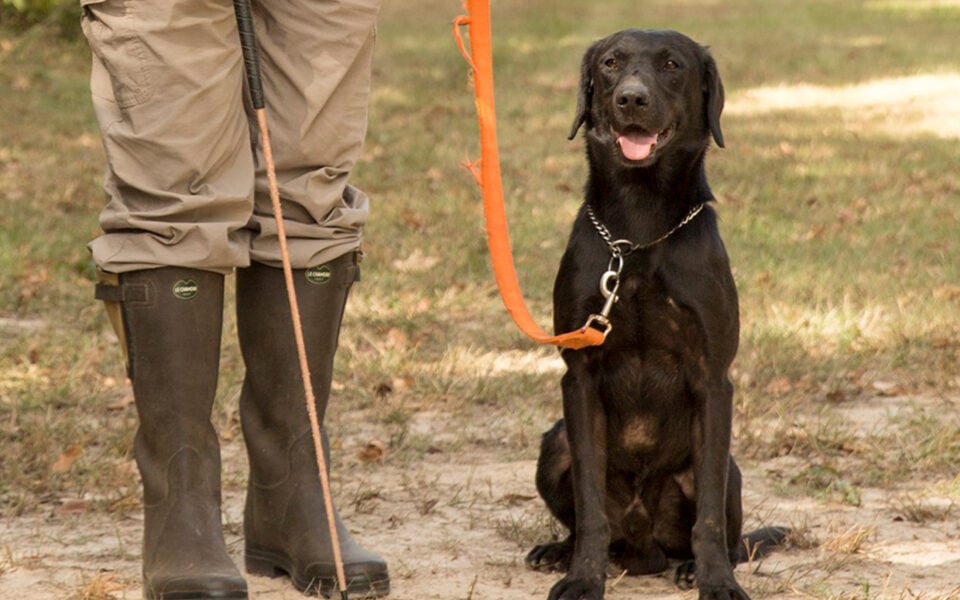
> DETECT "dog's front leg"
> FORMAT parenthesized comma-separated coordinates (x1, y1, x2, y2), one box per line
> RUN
(691, 376, 748, 600)
(549, 352, 608, 600)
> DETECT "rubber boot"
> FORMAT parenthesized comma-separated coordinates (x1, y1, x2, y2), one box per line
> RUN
(96, 268, 248, 600)
(237, 252, 390, 598)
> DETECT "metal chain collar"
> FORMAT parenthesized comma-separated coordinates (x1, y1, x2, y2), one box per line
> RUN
(579, 203, 705, 338)
(586, 202, 705, 257)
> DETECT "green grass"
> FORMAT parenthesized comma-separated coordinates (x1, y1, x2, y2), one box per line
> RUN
(1, 0, 959, 565)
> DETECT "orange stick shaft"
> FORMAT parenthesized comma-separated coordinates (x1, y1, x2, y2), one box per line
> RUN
(257, 108, 349, 596)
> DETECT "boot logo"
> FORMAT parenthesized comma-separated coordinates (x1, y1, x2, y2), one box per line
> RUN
(305, 265, 332, 285)
(172, 279, 199, 300)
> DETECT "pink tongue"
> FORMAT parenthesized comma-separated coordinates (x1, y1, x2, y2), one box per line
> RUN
(617, 132, 657, 161)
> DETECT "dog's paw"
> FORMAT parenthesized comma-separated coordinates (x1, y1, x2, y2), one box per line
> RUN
(697, 583, 750, 600)
(674, 560, 697, 589)
(547, 574, 604, 600)
(675, 563, 750, 600)
(526, 540, 573, 572)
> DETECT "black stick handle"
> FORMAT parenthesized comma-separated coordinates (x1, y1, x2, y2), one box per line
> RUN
(233, 0, 265, 109)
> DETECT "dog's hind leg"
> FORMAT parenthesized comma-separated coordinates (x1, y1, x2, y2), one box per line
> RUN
(527, 420, 576, 572)
(534, 420, 576, 528)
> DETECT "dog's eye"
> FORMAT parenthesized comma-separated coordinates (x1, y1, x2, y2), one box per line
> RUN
(664, 59, 680, 70)
(603, 57, 618, 69)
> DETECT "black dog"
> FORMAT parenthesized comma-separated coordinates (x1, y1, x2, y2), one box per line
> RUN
(526, 30, 784, 600)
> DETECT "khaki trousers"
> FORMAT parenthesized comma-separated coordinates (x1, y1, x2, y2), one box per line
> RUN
(81, 0, 380, 274)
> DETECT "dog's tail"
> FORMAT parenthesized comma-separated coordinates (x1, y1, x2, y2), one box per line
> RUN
(737, 526, 790, 563)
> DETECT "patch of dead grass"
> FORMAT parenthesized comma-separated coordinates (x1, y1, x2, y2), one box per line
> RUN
(822, 523, 875, 554)
(727, 73, 960, 139)
(73, 571, 125, 600)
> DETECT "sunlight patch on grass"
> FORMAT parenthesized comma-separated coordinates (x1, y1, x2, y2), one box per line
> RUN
(760, 299, 893, 355)
(370, 84, 413, 108)
(726, 73, 960, 138)
(425, 345, 565, 377)
(869, 0, 960, 9)
(0, 357, 50, 398)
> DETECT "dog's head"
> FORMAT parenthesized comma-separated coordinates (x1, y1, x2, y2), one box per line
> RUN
(569, 29, 724, 168)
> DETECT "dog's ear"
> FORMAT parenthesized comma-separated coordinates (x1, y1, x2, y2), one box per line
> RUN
(569, 41, 600, 140)
(702, 48, 725, 148)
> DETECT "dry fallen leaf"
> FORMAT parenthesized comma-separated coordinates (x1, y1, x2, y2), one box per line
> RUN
(802, 223, 826, 241)
(402, 209, 425, 230)
(933, 285, 960, 302)
(391, 376, 413, 392)
(358, 438, 386, 463)
(58, 498, 90, 515)
(373, 375, 413, 399)
(52, 444, 83, 474)
(385, 327, 408, 349)
(872, 380, 901, 396)
(501, 493, 537, 506)
(106, 393, 134, 411)
(931, 337, 956, 349)
(765, 376, 794, 396)
(17, 267, 49, 302)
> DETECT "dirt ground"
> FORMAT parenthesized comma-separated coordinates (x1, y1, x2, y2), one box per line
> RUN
(3, 391, 960, 600)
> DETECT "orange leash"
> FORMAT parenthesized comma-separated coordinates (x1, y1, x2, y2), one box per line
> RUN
(454, 1, 606, 350)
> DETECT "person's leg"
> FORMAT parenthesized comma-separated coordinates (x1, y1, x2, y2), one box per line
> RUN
(82, 1, 253, 596)
(238, 1, 388, 596)
(83, 0, 254, 275)
(237, 252, 388, 597)
(246, 0, 380, 269)
(96, 268, 247, 599)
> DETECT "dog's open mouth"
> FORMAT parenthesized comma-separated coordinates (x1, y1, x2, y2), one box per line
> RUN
(615, 125, 674, 161)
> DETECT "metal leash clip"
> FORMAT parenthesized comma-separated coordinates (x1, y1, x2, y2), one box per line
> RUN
(581, 251, 625, 339)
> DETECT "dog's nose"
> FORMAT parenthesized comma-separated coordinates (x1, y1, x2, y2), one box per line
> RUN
(616, 83, 650, 109)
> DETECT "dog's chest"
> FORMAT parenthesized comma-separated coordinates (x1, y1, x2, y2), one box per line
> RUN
(599, 347, 696, 467)
(597, 272, 704, 464)
(610, 270, 704, 355)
